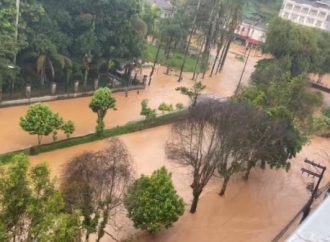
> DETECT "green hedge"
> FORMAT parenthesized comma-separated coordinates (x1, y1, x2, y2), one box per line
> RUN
(0, 110, 187, 165)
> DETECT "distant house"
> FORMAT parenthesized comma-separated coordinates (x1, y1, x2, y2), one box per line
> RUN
(145, 0, 173, 18)
(279, 0, 330, 32)
(235, 19, 267, 47)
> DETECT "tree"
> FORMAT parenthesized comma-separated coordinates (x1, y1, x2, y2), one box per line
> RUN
(0, 4, 18, 96)
(89, 87, 116, 135)
(62, 120, 75, 138)
(0, 154, 81, 242)
(166, 101, 220, 213)
(61, 139, 133, 241)
(20, 103, 62, 145)
(176, 81, 205, 107)
(236, 73, 323, 132)
(264, 18, 322, 76)
(124, 167, 185, 234)
(0, 154, 30, 241)
(140, 99, 157, 119)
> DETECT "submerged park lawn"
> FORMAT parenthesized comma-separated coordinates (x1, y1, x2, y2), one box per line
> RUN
(144, 44, 201, 73)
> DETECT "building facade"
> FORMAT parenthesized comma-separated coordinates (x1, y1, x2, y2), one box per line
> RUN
(235, 19, 267, 47)
(279, 0, 330, 32)
(145, 0, 173, 18)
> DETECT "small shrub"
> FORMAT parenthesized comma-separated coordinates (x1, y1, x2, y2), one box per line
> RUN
(175, 103, 184, 110)
(158, 102, 174, 114)
(140, 99, 157, 119)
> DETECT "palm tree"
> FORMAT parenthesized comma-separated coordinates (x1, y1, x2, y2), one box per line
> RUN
(36, 54, 55, 87)
(57, 54, 72, 90)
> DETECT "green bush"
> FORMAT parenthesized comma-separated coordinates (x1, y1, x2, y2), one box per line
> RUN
(140, 99, 157, 119)
(124, 167, 185, 234)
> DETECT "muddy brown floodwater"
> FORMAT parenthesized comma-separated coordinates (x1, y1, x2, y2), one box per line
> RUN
(2, 44, 330, 242)
(0, 44, 259, 154)
(29, 126, 330, 242)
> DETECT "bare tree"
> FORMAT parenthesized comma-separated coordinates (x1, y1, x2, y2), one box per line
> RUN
(61, 138, 134, 242)
(166, 101, 224, 213)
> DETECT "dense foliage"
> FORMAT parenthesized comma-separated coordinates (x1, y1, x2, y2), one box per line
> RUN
(20, 103, 75, 144)
(124, 167, 185, 234)
(264, 18, 330, 77)
(0, 0, 146, 95)
(0, 154, 81, 241)
(89, 87, 116, 135)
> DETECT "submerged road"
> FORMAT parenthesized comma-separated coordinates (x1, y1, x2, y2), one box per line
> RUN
(0, 44, 259, 154)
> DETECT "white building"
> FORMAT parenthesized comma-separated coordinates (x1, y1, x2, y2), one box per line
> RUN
(280, 0, 330, 32)
(145, 0, 173, 18)
(235, 19, 267, 47)
(287, 194, 330, 241)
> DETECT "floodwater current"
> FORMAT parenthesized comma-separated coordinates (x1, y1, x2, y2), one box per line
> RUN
(0, 44, 257, 154)
(29, 126, 330, 242)
(1, 44, 330, 242)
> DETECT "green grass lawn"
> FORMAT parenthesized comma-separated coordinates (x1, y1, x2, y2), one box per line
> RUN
(144, 45, 201, 73)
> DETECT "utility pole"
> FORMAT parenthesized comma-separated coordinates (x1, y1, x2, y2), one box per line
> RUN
(300, 159, 326, 223)
(271, 159, 327, 242)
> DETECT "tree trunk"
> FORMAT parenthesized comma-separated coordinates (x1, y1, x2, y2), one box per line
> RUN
(260, 160, 266, 169)
(84, 68, 88, 88)
(178, 26, 195, 82)
(219, 40, 232, 72)
(148, 42, 162, 86)
(210, 38, 224, 77)
(192, 37, 205, 80)
(219, 176, 230, 196)
(244, 160, 254, 181)
(37, 135, 42, 145)
(190, 194, 200, 213)
(216, 40, 227, 73)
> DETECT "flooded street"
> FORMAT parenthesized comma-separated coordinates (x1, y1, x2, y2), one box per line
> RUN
(29, 126, 330, 242)
(2, 43, 330, 242)
(0, 44, 258, 153)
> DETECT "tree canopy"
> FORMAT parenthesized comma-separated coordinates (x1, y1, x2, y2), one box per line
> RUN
(124, 167, 185, 234)
(0, 0, 146, 94)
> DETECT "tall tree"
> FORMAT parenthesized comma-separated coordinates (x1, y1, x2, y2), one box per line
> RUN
(61, 139, 134, 241)
(0, 154, 81, 242)
(166, 101, 221, 213)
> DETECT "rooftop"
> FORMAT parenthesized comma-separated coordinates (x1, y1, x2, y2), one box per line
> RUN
(145, 0, 172, 10)
(288, 0, 330, 10)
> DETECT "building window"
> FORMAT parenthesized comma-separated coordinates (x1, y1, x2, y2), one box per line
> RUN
(299, 16, 305, 22)
(307, 17, 315, 24)
(318, 11, 326, 18)
(291, 14, 298, 21)
(315, 20, 322, 27)
(283, 11, 290, 18)
(286, 3, 293, 10)
(309, 9, 317, 16)
(302, 7, 309, 14)
(327, 15, 330, 21)
(293, 5, 301, 12)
